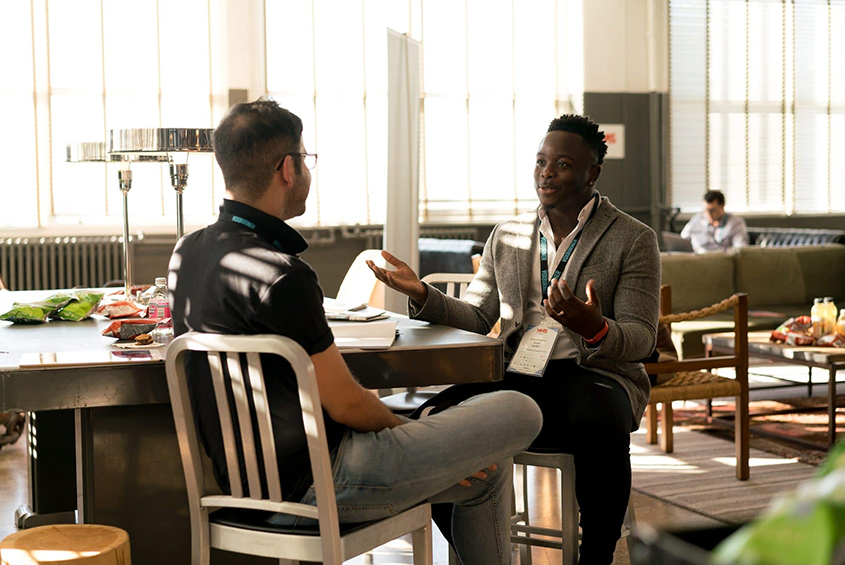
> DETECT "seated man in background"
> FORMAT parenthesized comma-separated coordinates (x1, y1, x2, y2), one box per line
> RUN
(168, 98, 542, 565)
(680, 189, 748, 253)
(370, 114, 661, 565)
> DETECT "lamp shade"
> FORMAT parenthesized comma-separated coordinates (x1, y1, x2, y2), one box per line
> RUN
(109, 128, 214, 154)
(67, 142, 169, 163)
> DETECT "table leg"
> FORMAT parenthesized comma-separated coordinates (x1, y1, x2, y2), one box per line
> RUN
(808, 367, 813, 398)
(75, 408, 94, 524)
(829, 366, 837, 447)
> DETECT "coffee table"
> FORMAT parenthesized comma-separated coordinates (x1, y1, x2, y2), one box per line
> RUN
(704, 330, 845, 447)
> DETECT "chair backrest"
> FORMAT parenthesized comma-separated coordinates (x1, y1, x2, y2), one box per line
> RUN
(165, 333, 343, 560)
(421, 273, 475, 299)
(336, 249, 386, 308)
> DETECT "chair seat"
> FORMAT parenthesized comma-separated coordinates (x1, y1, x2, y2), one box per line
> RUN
(209, 508, 373, 536)
(649, 370, 741, 404)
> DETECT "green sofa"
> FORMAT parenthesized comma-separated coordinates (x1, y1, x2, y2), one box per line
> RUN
(661, 244, 845, 358)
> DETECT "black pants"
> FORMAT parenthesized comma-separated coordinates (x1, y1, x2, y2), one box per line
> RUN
(428, 359, 635, 565)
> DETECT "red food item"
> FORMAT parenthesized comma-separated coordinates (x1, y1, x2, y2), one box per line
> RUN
(96, 301, 143, 319)
(101, 318, 161, 339)
(784, 331, 815, 346)
(817, 333, 845, 348)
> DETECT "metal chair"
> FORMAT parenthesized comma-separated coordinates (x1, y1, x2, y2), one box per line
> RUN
(380, 273, 475, 413)
(165, 332, 432, 565)
(511, 451, 637, 565)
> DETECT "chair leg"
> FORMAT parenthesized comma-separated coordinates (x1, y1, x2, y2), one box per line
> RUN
(659, 403, 674, 453)
(513, 463, 532, 565)
(623, 492, 637, 559)
(646, 404, 658, 444)
(412, 522, 433, 565)
(560, 463, 579, 565)
(735, 394, 750, 480)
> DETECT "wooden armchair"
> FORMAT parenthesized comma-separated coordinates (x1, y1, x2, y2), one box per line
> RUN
(643, 285, 750, 480)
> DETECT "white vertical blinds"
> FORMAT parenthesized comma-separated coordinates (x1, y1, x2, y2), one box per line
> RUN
(0, 0, 226, 231)
(264, 0, 583, 227)
(670, 0, 845, 215)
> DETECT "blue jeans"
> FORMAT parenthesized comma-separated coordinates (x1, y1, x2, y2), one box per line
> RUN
(283, 390, 542, 565)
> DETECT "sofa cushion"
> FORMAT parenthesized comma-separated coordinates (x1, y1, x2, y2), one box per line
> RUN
(732, 244, 845, 307)
(660, 252, 735, 313)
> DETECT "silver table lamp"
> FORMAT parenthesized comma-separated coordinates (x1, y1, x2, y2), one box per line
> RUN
(67, 142, 168, 299)
(108, 128, 214, 239)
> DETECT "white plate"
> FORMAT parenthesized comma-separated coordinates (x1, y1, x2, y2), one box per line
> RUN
(111, 341, 166, 349)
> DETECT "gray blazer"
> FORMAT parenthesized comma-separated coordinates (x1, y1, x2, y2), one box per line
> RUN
(410, 196, 661, 426)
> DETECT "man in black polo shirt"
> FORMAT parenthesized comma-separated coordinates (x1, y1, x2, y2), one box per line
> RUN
(168, 99, 542, 564)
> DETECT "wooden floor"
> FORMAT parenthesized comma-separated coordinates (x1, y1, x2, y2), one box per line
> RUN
(0, 437, 723, 565)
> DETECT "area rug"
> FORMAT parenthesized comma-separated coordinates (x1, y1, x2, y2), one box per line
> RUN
(630, 428, 817, 525)
(670, 395, 845, 466)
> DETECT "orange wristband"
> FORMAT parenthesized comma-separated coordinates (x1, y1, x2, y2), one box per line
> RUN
(584, 319, 609, 345)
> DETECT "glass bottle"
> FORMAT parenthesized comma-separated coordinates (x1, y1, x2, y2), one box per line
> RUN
(824, 297, 837, 335)
(838, 309, 845, 337)
(811, 298, 825, 338)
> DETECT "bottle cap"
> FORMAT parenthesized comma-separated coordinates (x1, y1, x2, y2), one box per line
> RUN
(155, 277, 167, 286)
(825, 296, 834, 302)
(814, 297, 823, 304)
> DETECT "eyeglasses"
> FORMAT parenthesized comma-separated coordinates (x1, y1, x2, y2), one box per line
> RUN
(275, 153, 318, 172)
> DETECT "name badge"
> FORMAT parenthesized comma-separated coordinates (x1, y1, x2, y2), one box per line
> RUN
(507, 322, 560, 377)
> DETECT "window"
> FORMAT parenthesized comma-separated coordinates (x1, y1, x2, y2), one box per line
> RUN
(0, 0, 226, 232)
(669, 0, 845, 215)
(265, 0, 583, 226)
(3, 0, 583, 232)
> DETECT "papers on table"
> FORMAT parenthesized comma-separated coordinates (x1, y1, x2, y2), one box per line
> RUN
(323, 297, 389, 322)
(331, 320, 397, 350)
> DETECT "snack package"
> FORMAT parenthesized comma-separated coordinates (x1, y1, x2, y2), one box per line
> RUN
(817, 333, 845, 348)
(0, 303, 52, 324)
(37, 293, 76, 315)
(53, 291, 104, 322)
(96, 300, 143, 319)
(771, 316, 814, 344)
(102, 318, 159, 340)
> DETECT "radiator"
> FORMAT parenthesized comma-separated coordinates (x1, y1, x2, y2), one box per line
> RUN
(0, 236, 130, 291)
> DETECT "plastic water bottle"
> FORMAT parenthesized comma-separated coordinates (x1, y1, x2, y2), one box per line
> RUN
(148, 278, 171, 319)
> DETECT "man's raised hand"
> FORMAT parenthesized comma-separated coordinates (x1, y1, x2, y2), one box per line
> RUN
(366, 250, 428, 306)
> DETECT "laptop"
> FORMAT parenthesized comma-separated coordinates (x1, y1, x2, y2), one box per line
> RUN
(662, 231, 694, 253)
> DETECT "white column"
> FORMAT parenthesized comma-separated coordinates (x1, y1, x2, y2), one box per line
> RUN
(385, 29, 421, 315)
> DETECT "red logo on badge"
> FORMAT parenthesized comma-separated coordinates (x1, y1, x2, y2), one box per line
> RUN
(537, 328, 548, 333)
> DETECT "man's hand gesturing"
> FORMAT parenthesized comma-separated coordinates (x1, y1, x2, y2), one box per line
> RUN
(544, 278, 605, 340)
(367, 251, 428, 306)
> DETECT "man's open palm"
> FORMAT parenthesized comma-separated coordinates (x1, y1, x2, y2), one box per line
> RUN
(367, 250, 428, 305)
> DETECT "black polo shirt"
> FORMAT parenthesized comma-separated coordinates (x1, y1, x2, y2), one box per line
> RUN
(169, 199, 344, 502)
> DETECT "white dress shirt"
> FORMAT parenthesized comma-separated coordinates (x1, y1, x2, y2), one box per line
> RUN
(524, 196, 598, 360)
(680, 212, 748, 253)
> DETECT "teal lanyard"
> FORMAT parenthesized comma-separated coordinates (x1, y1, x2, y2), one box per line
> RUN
(220, 212, 287, 253)
(539, 193, 600, 298)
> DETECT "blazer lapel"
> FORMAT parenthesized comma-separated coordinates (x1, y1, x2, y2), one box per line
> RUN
(564, 197, 618, 291)
(515, 212, 539, 320)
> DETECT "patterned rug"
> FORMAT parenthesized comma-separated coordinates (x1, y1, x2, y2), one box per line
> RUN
(669, 395, 845, 466)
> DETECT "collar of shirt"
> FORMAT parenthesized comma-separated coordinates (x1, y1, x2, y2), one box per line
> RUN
(220, 199, 309, 255)
(537, 195, 598, 269)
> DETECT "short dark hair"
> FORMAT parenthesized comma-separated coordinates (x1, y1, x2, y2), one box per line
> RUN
(703, 190, 725, 206)
(213, 98, 303, 200)
(546, 114, 608, 165)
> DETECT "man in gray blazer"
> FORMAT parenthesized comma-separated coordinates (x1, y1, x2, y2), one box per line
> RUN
(370, 114, 661, 564)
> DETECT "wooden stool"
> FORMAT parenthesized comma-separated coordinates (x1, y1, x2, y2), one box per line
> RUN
(0, 525, 130, 564)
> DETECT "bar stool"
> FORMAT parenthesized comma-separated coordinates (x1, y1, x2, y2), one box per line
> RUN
(0, 524, 131, 564)
(511, 450, 636, 565)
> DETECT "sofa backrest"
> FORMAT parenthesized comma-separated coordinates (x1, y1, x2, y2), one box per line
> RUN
(732, 244, 845, 307)
(660, 252, 735, 313)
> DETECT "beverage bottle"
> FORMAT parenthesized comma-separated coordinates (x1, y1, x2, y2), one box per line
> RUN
(837, 309, 845, 337)
(824, 297, 837, 335)
(147, 277, 173, 344)
(811, 298, 825, 338)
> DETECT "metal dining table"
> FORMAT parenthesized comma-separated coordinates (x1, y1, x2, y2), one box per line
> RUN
(0, 289, 503, 564)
